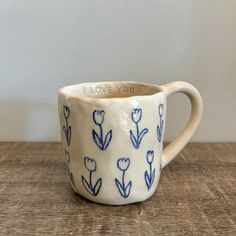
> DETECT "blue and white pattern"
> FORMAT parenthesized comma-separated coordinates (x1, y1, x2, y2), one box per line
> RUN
(62, 103, 165, 198)
(129, 108, 148, 149)
(115, 158, 132, 198)
(92, 110, 112, 151)
(81, 157, 102, 196)
(144, 150, 156, 190)
(63, 105, 71, 146)
(157, 104, 164, 143)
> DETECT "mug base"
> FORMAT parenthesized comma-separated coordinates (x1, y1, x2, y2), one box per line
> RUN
(71, 184, 157, 206)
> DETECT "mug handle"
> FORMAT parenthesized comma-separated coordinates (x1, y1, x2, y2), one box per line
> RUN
(160, 81, 203, 168)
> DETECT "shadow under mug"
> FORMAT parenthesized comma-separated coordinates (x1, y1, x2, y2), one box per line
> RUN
(58, 81, 203, 205)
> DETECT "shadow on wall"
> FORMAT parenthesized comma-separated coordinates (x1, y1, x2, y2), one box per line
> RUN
(0, 99, 60, 141)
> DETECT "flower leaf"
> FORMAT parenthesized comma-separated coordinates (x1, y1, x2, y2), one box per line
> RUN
(145, 171, 151, 190)
(94, 178, 102, 196)
(92, 129, 102, 149)
(157, 120, 164, 143)
(125, 181, 132, 197)
(130, 130, 139, 149)
(115, 178, 126, 198)
(63, 126, 71, 146)
(81, 175, 93, 195)
(138, 128, 148, 144)
(152, 168, 156, 185)
(104, 130, 112, 150)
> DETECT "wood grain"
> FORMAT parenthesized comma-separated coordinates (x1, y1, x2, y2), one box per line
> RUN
(0, 143, 235, 235)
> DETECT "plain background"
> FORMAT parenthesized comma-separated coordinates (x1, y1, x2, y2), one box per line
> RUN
(0, 0, 235, 142)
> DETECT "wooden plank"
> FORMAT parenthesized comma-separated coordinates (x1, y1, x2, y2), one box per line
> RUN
(0, 143, 235, 235)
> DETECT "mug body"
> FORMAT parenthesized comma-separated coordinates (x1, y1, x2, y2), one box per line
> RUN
(58, 81, 166, 205)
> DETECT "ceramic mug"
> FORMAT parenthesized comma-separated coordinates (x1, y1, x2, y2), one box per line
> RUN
(58, 81, 203, 205)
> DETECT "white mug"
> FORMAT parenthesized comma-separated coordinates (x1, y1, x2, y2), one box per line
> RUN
(58, 81, 203, 205)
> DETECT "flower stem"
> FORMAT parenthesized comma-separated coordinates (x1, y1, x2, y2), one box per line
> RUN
(149, 162, 152, 183)
(136, 122, 139, 139)
(122, 170, 125, 189)
(89, 171, 93, 188)
(98, 124, 103, 149)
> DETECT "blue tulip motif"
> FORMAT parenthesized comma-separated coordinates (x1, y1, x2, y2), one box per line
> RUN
(63, 105, 71, 146)
(144, 150, 156, 190)
(129, 108, 148, 149)
(81, 157, 102, 196)
(157, 104, 164, 142)
(115, 158, 132, 198)
(92, 110, 112, 151)
(132, 108, 142, 123)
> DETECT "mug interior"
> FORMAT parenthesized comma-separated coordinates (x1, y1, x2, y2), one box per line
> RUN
(60, 81, 162, 99)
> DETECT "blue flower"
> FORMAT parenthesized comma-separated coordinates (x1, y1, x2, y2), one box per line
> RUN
(63, 105, 70, 119)
(63, 105, 71, 146)
(117, 158, 130, 171)
(158, 104, 164, 117)
(146, 150, 154, 164)
(145, 150, 156, 190)
(93, 110, 105, 125)
(131, 108, 142, 123)
(157, 104, 164, 143)
(84, 157, 96, 172)
(82, 156, 102, 196)
(92, 109, 112, 150)
(130, 108, 148, 149)
(115, 157, 132, 198)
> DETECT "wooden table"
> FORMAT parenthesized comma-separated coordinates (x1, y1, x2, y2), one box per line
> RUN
(0, 143, 235, 235)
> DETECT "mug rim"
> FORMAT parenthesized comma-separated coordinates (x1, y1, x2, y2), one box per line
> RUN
(58, 81, 165, 101)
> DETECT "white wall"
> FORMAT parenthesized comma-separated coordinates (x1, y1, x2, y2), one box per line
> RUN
(0, 0, 235, 142)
